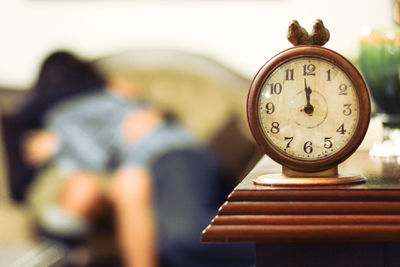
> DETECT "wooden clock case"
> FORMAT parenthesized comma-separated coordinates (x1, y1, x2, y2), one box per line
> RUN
(247, 45, 371, 173)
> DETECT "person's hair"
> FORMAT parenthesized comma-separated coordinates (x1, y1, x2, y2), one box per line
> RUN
(35, 50, 104, 94)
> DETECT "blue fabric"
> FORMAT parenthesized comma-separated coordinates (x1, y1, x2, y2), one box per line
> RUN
(120, 122, 196, 170)
(152, 148, 255, 267)
(45, 90, 195, 174)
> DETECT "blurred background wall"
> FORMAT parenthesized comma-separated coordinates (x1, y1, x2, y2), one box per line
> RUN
(0, 0, 393, 89)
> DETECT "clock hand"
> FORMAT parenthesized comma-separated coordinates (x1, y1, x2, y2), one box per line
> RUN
(303, 78, 314, 115)
(304, 78, 312, 105)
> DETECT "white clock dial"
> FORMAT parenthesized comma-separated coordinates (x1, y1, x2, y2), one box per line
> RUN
(257, 57, 359, 160)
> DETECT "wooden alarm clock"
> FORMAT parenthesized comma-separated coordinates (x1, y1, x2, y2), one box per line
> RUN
(247, 20, 371, 186)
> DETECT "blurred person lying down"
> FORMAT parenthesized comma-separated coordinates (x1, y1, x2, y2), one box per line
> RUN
(22, 53, 254, 267)
(25, 73, 195, 267)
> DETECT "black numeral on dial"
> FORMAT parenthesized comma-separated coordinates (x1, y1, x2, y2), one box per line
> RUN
(336, 123, 346, 135)
(339, 84, 348, 95)
(271, 122, 280, 134)
(303, 141, 313, 154)
(285, 69, 294, 80)
(303, 64, 316, 76)
(266, 102, 275, 114)
(324, 137, 333, 149)
(269, 83, 282, 95)
(285, 137, 293, 148)
(343, 104, 352, 116)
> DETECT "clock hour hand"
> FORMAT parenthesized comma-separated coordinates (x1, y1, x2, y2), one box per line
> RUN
(303, 78, 314, 114)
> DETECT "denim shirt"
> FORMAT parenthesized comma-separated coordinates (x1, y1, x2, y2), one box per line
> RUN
(45, 90, 196, 174)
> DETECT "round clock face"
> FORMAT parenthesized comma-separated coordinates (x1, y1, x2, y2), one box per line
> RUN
(258, 57, 358, 160)
(247, 46, 370, 171)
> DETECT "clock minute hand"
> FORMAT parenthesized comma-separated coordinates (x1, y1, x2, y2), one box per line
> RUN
(304, 78, 314, 115)
(304, 78, 312, 105)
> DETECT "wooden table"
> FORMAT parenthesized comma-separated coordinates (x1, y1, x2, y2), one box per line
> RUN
(201, 151, 400, 267)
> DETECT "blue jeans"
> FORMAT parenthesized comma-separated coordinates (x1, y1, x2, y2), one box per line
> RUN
(152, 148, 255, 267)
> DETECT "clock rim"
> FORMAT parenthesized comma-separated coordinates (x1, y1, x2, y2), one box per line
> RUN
(247, 45, 371, 172)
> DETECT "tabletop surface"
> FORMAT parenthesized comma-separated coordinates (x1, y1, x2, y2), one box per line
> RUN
(201, 151, 400, 243)
(237, 151, 400, 191)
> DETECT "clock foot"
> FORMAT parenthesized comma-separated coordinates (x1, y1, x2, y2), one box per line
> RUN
(253, 173, 366, 186)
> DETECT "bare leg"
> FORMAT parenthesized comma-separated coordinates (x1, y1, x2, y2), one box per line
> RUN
(109, 168, 158, 267)
(61, 172, 104, 220)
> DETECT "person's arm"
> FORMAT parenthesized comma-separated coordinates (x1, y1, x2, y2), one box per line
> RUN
(122, 109, 163, 144)
(22, 130, 60, 167)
